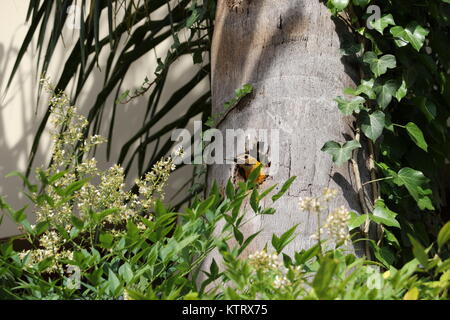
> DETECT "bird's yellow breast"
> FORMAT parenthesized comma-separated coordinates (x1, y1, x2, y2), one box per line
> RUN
(235, 156, 268, 184)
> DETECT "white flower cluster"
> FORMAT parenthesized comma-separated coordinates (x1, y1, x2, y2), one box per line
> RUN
(248, 250, 282, 271)
(299, 197, 323, 213)
(135, 157, 176, 210)
(320, 206, 351, 244)
(299, 188, 351, 245)
(298, 188, 338, 213)
(273, 275, 291, 289)
(21, 79, 177, 271)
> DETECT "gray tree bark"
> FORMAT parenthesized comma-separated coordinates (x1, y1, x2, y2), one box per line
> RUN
(203, 0, 370, 272)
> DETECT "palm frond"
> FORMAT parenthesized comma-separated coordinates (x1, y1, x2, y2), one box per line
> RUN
(8, 0, 214, 204)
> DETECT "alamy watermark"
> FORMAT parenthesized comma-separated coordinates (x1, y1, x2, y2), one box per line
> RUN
(171, 121, 281, 176)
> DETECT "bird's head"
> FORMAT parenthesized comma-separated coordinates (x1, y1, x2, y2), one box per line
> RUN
(232, 154, 264, 179)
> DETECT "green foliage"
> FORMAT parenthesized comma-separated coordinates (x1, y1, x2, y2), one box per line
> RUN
(1, 97, 446, 300)
(324, 0, 450, 265)
(1, 0, 449, 301)
(321, 140, 361, 166)
(199, 231, 450, 300)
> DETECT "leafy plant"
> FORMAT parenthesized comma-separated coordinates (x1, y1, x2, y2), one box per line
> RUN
(323, 0, 450, 265)
(0, 85, 291, 300)
(8, 0, 215, 197)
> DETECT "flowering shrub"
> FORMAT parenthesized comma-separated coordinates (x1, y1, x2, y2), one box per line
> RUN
(0, 84, 449, 300)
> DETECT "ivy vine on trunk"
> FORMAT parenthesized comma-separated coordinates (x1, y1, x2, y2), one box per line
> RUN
(323, 0, 450, 265)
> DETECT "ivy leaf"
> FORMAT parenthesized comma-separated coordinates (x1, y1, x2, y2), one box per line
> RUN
(375, 80, 398, 109)
(384, 113, 394, 132)
(413, 97, 436, 122)
(348, 211, 368, 230)
(393, 168, 434, 210)
(363, 52, 397, 77)
(369, 14, 395, 34)
(395, 79, 408, 101)
(360, 110, 385, 141)
(321, 140, 361, 166)
(335, 96, 366, 115)
(390, 23, 429, 51)
(405, 122, 428, 152)
(371, 199, 400, 228)
(344, 79, 376, 99)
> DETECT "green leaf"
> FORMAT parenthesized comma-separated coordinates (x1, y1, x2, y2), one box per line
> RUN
(437, 221, 450, 249)
(348, 212, 368, 231)
(238, 231, 262, 256)
(313, 257, 338, 298)
(369, 14, 395, 34)
(233, 226, 244, 245)
(93, 208, 119, 224)
(108, 269, 122, 297)
(360, 110, 385, 141)
(186, 8, 199, 28)
(250, 188, 260, 213)
(196, 195, 216, 217)
(335, 96, 366, 115)
(259, 184, 278, 201)
(225, 179, 235, 199)
(393, 168, 434, 210)
(375, 80, 399, 109)
(247, 164, 262, 185)
(384, 229, 400, 247)
(405, 122, 428, 152)
(62, 179, 89, 197)
(344, 79, 376, 99)
(321, 140, 361, 166)
(395, 79, 408, 101)
(371, 199, 400, 228)
(272, 176, 297, 202)
(413, 97, 436, 122)
(261, 208, 276, 215)
(363, 52, 396, 77)
(100, 233, 114, 249)
(294, 244, 321, 265)
(272, 224, 299, 254)
(34, 221, 50, 236)
(71, 215, 85, 230)
(37, 257, 53, 272)
(390, 23, 429, 51)
(407, 234, 429, 269)
(119, 262, 133, 283)
(12, 207, 27, 223)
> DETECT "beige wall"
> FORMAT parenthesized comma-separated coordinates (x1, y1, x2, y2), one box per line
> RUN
(0, 1, 207, 238)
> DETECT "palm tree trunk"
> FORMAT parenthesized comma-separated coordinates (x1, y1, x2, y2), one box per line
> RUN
(205, 0, 371, 265)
